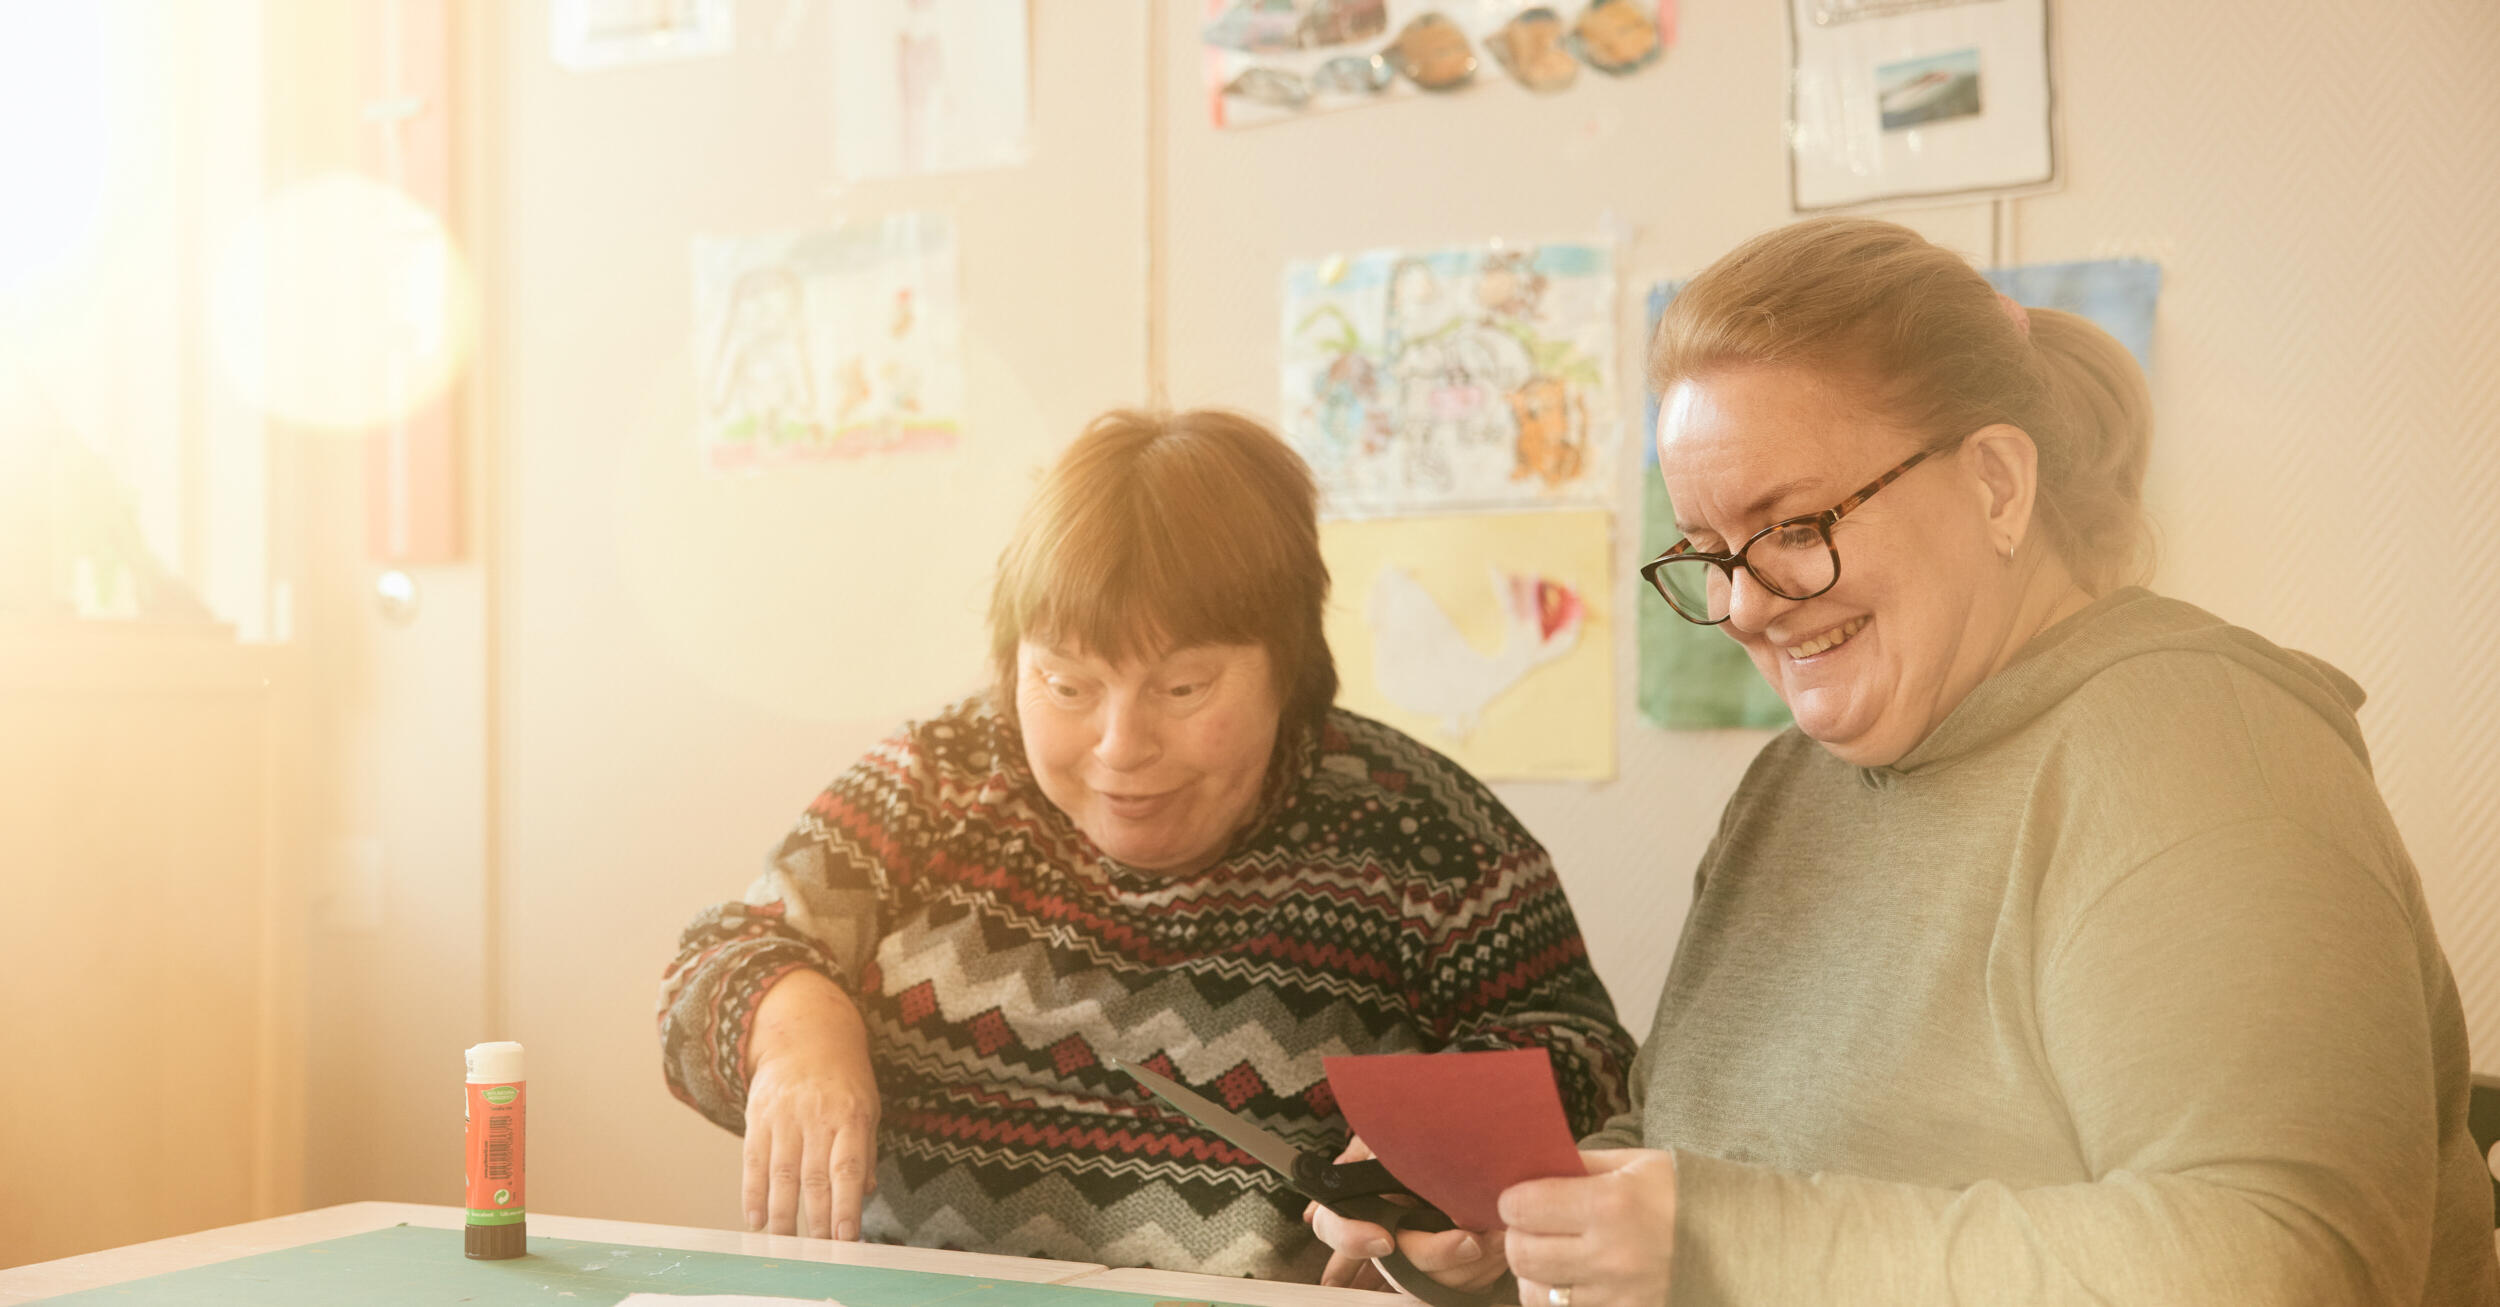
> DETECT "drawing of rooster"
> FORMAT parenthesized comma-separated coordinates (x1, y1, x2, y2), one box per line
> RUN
(1367, 566, 1585, 739)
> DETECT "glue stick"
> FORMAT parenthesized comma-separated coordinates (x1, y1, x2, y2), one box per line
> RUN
(463, 1041, 527, 1259)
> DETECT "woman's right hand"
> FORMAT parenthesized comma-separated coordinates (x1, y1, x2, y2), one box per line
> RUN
(741, 969, 881, 1240)
(1307, 1136, 1513, 1294)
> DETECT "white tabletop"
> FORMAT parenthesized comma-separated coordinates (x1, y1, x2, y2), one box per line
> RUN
(0, 1203, 1392, 1307)
(1065, 1266, 1388, 1307)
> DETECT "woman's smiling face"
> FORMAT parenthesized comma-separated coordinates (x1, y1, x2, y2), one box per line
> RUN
(1656, 364, 2026, 766)
(1014, 639, 1281, 875)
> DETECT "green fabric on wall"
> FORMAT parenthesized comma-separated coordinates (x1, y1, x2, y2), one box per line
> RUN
(1634, 475, 1791, 731)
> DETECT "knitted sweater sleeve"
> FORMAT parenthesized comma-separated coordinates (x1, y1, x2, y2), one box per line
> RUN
(657, 723, 933, 1135)
(1406, 832, 1638, 1142)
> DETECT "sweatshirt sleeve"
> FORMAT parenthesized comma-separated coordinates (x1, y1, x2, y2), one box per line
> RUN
(1409, 836, 1639, 1142)
(1578, 1046, 1652, 1151)
(1583, 826, 1735, 1153)
(656, 725, 935, 1135)
(1665, 818, 2442, 1306)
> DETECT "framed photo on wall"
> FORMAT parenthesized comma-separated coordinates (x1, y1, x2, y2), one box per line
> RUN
(1785, 0, 2057, 211)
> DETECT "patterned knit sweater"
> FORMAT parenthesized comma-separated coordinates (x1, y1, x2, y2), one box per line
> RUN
(659, 695, 1634, 1279)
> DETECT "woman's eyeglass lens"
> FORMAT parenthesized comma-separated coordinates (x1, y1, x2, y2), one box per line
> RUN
(1645, 522, 1839, 625)
(1640, 442, 1947, 627)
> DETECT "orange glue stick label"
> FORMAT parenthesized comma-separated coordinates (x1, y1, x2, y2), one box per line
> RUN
(463, 1080, 525, 1224)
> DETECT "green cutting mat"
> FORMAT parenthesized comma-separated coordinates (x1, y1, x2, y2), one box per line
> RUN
(32, 1225, 1238, 1307)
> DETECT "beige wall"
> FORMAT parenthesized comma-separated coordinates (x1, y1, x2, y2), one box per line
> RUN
(490, 2, 1152, 1230)
(302, 0, 2500, 1231)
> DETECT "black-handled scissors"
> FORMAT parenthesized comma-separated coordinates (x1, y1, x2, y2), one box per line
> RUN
(1111, 1058, 1513, 1307)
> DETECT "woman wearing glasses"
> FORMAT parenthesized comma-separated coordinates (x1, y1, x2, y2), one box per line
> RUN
(1314, 218, 2499, 1303)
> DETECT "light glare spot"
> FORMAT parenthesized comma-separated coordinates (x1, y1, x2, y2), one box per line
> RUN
(209, 172, 475, 431)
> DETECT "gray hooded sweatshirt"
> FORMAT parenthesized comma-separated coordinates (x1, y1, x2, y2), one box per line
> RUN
(1590, 588, 2498, 1305)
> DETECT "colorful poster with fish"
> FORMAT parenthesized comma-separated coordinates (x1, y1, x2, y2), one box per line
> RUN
(1283, 240, 1617, 519)
(1204, 0, 1674, 129)
(693, 213, 963, 474)
(1204, 0, 1414, 129)
(1322, 510, 1612, 780)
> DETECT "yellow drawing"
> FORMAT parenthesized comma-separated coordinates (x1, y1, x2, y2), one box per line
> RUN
(1322, 510, 1613, 781)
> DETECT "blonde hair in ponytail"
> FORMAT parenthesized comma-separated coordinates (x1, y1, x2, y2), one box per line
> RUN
(1650, 218, 2155, 592)
(2019, 307, 2154, 590)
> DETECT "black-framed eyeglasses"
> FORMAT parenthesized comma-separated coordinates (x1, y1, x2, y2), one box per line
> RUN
(1639, 444, 1943, 626)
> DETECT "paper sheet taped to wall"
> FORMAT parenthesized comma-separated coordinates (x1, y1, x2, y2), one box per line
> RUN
(1324, 510, 1613, 780)
(831, 0, 1030, 183)
(693, 213, 965, 474)
(1283, 240, 1618, 519)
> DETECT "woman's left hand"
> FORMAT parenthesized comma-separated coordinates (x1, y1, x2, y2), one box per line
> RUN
(1498, 1148, 1679, 1307)
(1308, 1135, 1509, 1293)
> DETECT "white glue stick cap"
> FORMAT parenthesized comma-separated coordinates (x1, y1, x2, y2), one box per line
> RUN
(465, 1041, 525, 1084)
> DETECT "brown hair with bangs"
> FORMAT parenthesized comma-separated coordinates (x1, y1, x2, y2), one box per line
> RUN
(1650, 217, 2156, 593)
(988, 408, 1339, 734)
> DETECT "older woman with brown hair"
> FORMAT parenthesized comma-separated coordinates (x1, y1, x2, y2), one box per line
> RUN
(1315, 218, 2500, 1303)
(658, 408, 1635, 1277)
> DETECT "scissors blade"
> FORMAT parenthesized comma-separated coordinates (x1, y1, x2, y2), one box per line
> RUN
(1109, 1058, 1307, 1180)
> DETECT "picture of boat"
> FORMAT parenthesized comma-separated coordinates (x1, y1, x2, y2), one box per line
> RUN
(1876, 47, 1982, 130)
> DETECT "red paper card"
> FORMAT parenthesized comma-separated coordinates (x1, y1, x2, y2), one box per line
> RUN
(1322, 1048, 1585, 1230)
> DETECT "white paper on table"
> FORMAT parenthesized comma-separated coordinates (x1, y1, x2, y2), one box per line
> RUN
(1786, 0, 2055, 211)
(615, 1296, 848, 1306)
(830, 0, 1030, 183)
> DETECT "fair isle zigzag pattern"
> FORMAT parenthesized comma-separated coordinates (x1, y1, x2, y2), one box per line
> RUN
(661, 696, 1636, 1277)
(865, 1157, 1322, 1279)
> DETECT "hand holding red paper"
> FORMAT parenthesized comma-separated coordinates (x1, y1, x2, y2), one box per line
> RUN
(1308, 1048, 1591, 1294)
(1500, 1147, 1680, 1307)
(1322, 1047, 1587, 1229)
